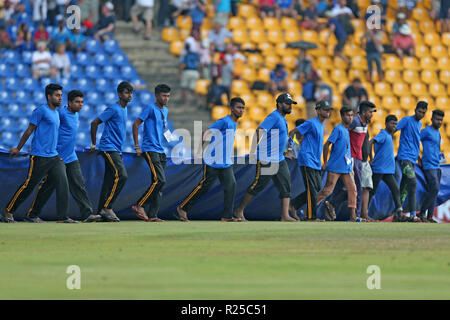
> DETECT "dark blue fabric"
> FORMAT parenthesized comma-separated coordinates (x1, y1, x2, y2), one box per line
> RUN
(139, 103, 168, 154)
(420, 126, 441, 170)
(1, 150, 449, 221)
(397, 116, 421, 162)
(372, 129, 395, 174)
(57, 107, 78, 164)
(30, 105, 60, 157)
(326, 124, 351, 174)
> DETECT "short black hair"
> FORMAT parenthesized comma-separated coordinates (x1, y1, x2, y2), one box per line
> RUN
(416, 100, 428, 110)
(117, 81, 134, 94)
(340, 105, 354, 116)
(155, 84, 171, 95)
(45, 83, 63, 100)
(385, 114, 398, 124)
(230, 97, 245, 108)
(68, 90, 84, 102)
(295, 118, 306, 127)
(432, 109, 445, 118)
(359, 101, 376, 113)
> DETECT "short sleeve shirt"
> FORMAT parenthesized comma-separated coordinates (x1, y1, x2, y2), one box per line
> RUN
(257, 110, 288, 163)
(397, 115, 421, 162)
(139, 103, 169, 154)
(30, 105, 60, 157)
(204, 115, 237, 168)
(326, 124, 352, 173)
(98, 103, 127, 152)
(348, 114, 368, 160)
(372, 129, 395, 174)
(420, 125, 441, 170)
(57, 107, 78, 164)
(297, 117, 324, 170)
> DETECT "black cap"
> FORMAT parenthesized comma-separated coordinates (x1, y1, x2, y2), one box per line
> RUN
(358, 101, 377, 113)
(276, 93, 297, 104)
(315, 100, 332, 110)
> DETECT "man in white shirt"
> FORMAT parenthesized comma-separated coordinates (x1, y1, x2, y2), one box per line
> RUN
(131, 0, 154, 40)
(208, 22, 232, 53)
(50, 43, 70, 80)
(330, 0, 354, 17)
(32, 41, 52, 79)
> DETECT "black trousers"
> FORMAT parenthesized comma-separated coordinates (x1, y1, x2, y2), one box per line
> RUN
(180, 165, 236, 219)
(97, 151, 128, 213)
(421, 168, 441, 218)
(5, 155, 69, 220)
(399, 160, 417, 213)
(370, 173, 402, 211)
(27, 160, 93, 220)
(291, 166, 322, 220)
(136, 151, 166, 218)
(247, 160, 291, 199)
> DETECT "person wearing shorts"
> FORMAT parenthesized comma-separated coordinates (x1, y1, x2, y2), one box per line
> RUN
(131, 0, 154, 40)
(361, 133, 373, 221)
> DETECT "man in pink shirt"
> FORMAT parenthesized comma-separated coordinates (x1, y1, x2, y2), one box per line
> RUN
(393, 24, 415, 59)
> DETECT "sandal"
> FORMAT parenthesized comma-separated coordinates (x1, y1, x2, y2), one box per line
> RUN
(148, 217, 165, 222)
(132, 205, 148, 221)
(173, 212, 189, 222)
(0, 213, 17, 223)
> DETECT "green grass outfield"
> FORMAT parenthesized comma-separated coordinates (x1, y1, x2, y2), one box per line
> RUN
(0, 221, 449, 300)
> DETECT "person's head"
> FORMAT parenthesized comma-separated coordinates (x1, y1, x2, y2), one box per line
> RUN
(415, 100, 428, 121)
(37, 41, 47, 52)
(39, 22, 46, 31)
(315, 100, 333, 120)
(58, 19, 65, 30)
(67, 90, 84, 113)
(155, 84, 171, 106)
(230, 97, 245, 119)
(213, 22, 223, 32)
(352, 78, 363, 89)
(358, 101, 376, 123)
(276, 93, 297, 115)
(339, 0, 346, 7)
(340, 106, 354, 126)
(431, 109, 445, 129)
(103, 1, 114, 15)
(295, 118, 306, 127)
(385, 115, 398, 134)
(397, 12, 407, 22)
(56, 43, 66, 54)
(45, 83, 63, 107)
(275, 63, 285, 74)
(117, 81, 133, 104)
(192, 29, 200, 40)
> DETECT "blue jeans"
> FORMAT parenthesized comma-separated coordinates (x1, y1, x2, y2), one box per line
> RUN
(421, 168, 441, 218)
(367, 52, 382, 75)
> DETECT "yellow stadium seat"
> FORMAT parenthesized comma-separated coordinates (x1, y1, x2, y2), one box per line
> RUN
(402, 70, 419, 84)
(281, 17, 297, 30)
(239, 92, 255, 106)
(331, 69, 348, 83)
(343, 43, 365, 57)
(350, 18, 365, 33)
(392, 109, 404, 119)
(176, 15, 192, 30)
(421, 70, 438, 84)
(258, 68, 271, 83)
(316, 56, 333, 70)
(284, 29, 301, 43)
(417, 96, 433, 105)
(385, 55, 403, 71)
(415, 44, 430, 58)
(258, 42, 274, 55)
(411, 32, 424, 45)
(429, 82, 446, 97)
(247, 53, 264, 67)
(275, 42, 289, 56)
(385, 70, 401, 84)
(350, 55, 367, 70)
(439, 70, 450, 84)
(232, 28, 249, 44)
(442, 33, 450, 46)
(248, 106, 266, 122)
(249, 29, 267, 43)
(419, 20, 436, 34)
(382, 96, 399, 108)
(424, 33, 441, 46)
(282, 55, 297, 70)
(412, 6, 429, 21)
(403, 57, 420, 71)
(241, 66, 257, 83)
(212, 106, 228, 120)
(161, 27, 180, 42)
(238, 4, 257, 19)
(309, 45, 327, 57)
(334, 56, 348, 69)
(265, 54, 280, 69)
(195, 79, 211, 96)
(180, 28, 191, 40)
(294, 96, 306, 109)
(435, 96, 450, 109)
(400, 96, 415, 111)
(374, 82, 392, 96)
(231, 80, 250, 95)
(393, 82, 410, 96)
(302, 30, 319, 43)
(410, 82, 428, 96)
(319, 30, 337, 45)
(438, 57, 450, 70)
(228, 16, 244, 30)
(287, 80, 302, 96)
(264, 17, 280, 30)
(169, 40, 184, 56)
(348, 69, 365, 81)
(247, 16, 263, 30)
(420, 57, 438, 71)
(431, 45, 447, 58)
(238, 119, 256, 131)
(256, 91, 274, 108)
(267, 29, 283, 44)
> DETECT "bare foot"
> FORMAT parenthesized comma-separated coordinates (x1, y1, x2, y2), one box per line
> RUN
(233, 209, 247, 222)
(289, 205, 300, 221)
(176, 206, 189, 222)
(281, 216, 297, 222)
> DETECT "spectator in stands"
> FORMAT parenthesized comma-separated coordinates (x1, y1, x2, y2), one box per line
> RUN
(328, 16, 350, 66)
(78, 0, 100, 29)
(391, 12, 408, 39)
(364, 25, 384, 83)
(343, 78, 368, 110)
(0, 25, 12, 49)
(179, 43, 200, 105)
(314, 77, 333, 108)
(270, 63, 288, 94)
(224, 43, 246, 79)
(275, 0, 297, 19)
(208, 22, 232, 53)
(258, 0, 276, 19)
(184, 29, 201, 55)
(439, 0, 450, 33)
(50, 43, 71, 80)
(302, 72, 316, 118)
(68, 28, 86, 53)
(214, 0, 231, 27)
(92, 1, 116, 41)
(32, 41, 52, 79)
(393, 24, 415, 59)
(32, 0, 47, 26)
(316, 0, 328, 17)
(34, 22, 49, 47)
(364, 0, 386, 25)
(131, 0, 154, 40)
(297, 50, 313, 84)
(169, 0, 190, 26)
(50, 19, 71, 52)
(206, 77, 229, 107)
(300, 0, 323, 32)
(330, 0, 355, 34)
(14, 23, 33, 53)
(0, 0, 5, 28)
(398, 0, 417, 18)
(190, 0, 207, 33)
(47, 0, 59, 26)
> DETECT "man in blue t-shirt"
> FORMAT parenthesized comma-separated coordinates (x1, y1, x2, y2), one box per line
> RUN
(26, 90, 100, 223)
(131, 84, 171, 222)
(270, 63, 288, 95)
(316, 106, 357, 221)
(176, 97, 245, 222)
(396, 100, 427, 222)
(369, 115, 403, 221)
(90, 81, 133, 222)
(2, 84, 75, 224)
(418, 110, 445, 223)
(179, 44, 200, 105)
(234, 93, 296, 222)
(289, 100, 332, 221)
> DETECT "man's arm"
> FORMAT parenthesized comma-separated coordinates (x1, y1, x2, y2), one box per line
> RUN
(10, 124, 37, 156)
(132, 118, 143, 156)
(249, 128, 265, 156)
(369, 138, 374, 164)
(322, 140, 331, 168)
(289, 128, 303, 146)
(90, 117, 103, 152)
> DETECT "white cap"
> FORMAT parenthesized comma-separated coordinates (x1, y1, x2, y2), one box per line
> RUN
(398, 12, 406, 19)
(105, 1, 114, 11)
(400, 24, 411, 35)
